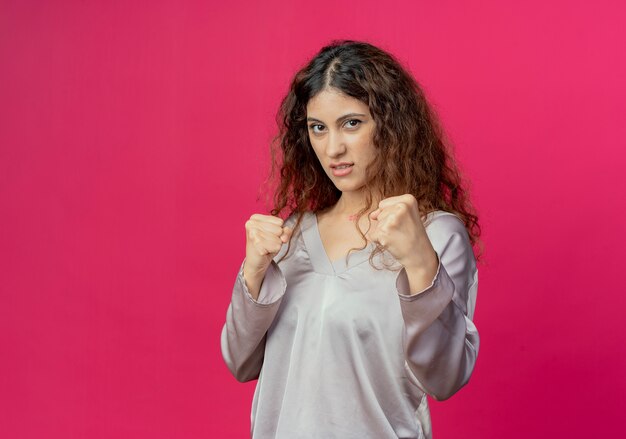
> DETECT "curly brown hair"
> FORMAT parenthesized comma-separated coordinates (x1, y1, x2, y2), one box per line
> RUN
(264, 39, 483, 266)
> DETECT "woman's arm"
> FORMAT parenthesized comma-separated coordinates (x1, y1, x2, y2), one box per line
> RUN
(220, 213, 295, 382)
(220, 258, 287, 382)
(395, 213, 480, 401)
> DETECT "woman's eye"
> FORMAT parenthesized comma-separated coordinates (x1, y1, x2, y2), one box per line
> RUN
(345, 119, 362, 128)
(310, 124, 325, 134)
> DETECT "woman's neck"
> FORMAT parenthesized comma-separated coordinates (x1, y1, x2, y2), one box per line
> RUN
(327, 190, 381, 220)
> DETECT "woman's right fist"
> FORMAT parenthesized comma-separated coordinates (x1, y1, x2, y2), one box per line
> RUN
(243, 214, 292, 291)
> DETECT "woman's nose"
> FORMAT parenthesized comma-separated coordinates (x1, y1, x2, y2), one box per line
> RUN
(326, 130, 346, 157)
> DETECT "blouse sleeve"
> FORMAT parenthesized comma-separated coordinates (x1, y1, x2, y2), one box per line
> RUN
(220, 258, 287, 382)
(395, 213, 480, 401)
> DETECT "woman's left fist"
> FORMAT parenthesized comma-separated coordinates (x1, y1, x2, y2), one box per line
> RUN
(367, 194, 438, 271)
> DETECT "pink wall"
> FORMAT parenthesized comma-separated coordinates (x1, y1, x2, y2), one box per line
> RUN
(1, 1, 625, 437)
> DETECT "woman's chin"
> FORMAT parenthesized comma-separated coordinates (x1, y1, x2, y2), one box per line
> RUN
(334, 183, 367, 194)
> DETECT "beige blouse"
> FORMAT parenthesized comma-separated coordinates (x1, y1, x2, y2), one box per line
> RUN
(220, 210, 479, 438)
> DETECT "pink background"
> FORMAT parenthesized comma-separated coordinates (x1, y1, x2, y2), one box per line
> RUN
(1, 1, 625, 438)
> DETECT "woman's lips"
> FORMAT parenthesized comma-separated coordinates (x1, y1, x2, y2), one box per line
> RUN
(331, 164, 353, 177)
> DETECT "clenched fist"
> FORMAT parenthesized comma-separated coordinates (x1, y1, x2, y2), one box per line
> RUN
(243, 214, 292, 299)
(366, 194, 439, 295)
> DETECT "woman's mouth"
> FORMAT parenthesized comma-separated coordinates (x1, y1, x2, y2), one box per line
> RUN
(331, 164, 354, 177)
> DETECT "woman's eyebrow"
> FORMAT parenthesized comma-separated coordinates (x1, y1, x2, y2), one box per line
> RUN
(306, 113, 367, 124)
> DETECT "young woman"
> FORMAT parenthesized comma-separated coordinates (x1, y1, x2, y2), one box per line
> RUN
(220, 40, 482, 439)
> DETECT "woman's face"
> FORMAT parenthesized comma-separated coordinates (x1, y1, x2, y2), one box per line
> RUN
(306, 88, 377, 194)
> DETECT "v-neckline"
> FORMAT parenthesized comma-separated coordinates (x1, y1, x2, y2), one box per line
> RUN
(301, 211, 375, 276)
